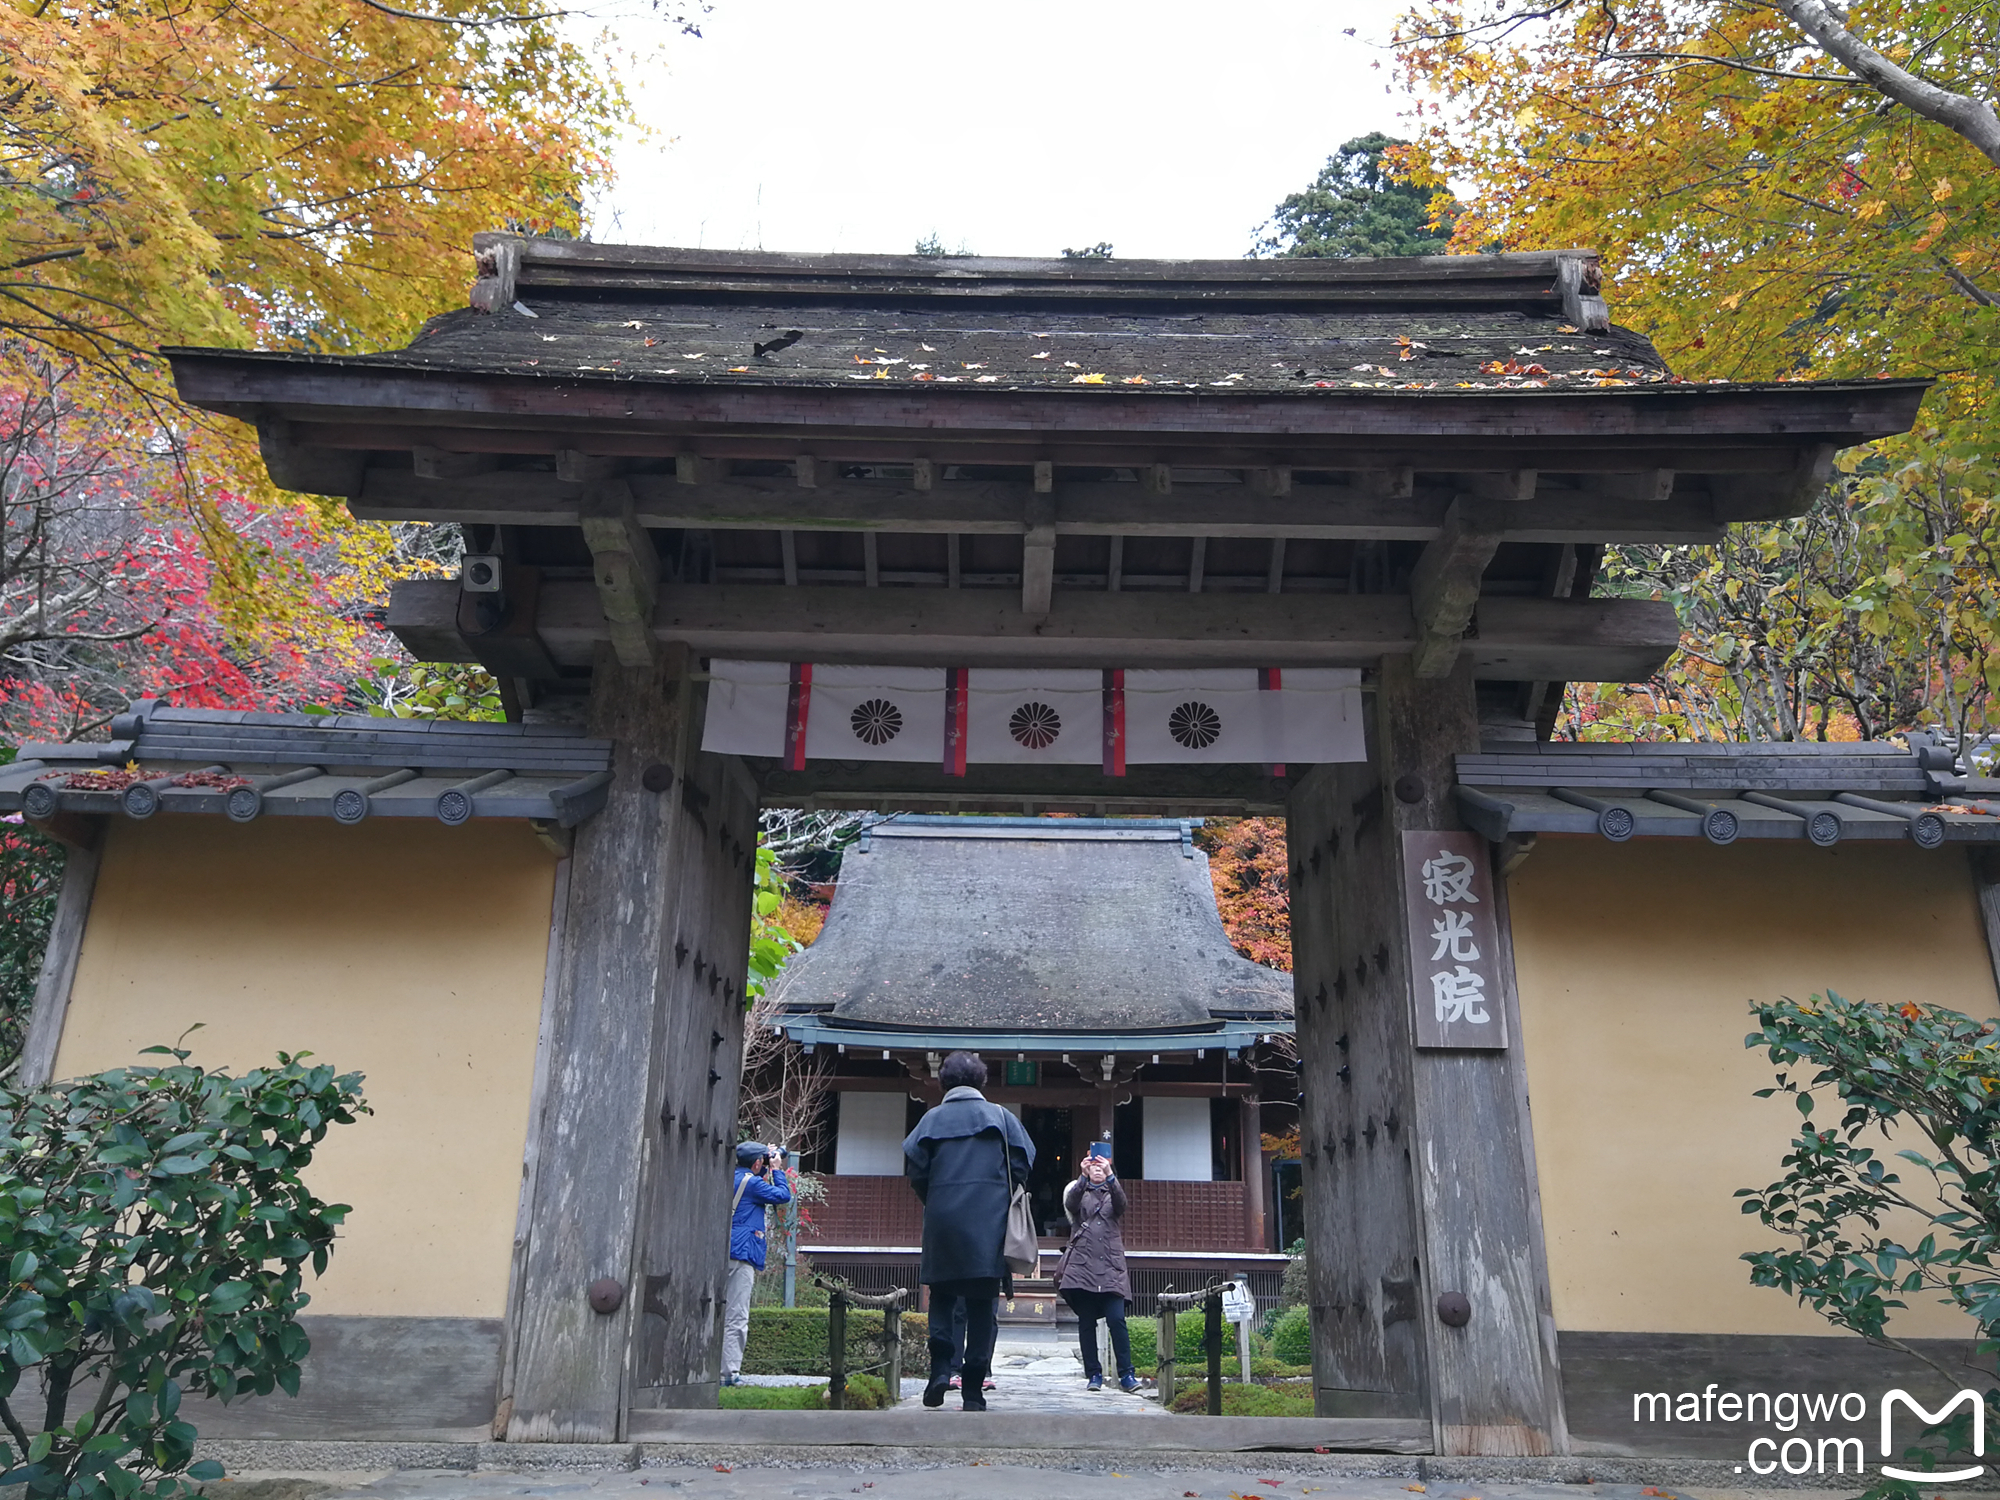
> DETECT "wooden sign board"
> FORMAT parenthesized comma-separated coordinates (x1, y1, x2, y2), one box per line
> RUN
(1402, 830, 1508, 1050)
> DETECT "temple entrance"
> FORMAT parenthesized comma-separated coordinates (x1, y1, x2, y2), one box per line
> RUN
(156, 236, 1901, 1453)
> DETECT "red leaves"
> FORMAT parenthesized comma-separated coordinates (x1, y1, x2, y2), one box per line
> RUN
(1479, 359, 1549, 377)
(1196, 817, 1291, 971)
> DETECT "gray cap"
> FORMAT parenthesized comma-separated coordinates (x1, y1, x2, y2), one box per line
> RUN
(735, 1141, 769, 1168)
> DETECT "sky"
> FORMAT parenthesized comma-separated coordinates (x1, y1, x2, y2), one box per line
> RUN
(591, 0, 1401, 262)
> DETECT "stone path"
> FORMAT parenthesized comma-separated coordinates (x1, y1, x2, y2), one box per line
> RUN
(890, 1337, 1173, 1416)
(220, 1463, 1800, 1500)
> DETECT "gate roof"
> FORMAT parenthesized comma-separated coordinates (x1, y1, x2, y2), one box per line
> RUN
(772, 816, 1290, 1053)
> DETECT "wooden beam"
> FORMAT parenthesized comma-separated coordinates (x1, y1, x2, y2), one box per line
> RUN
(1267, 538, 1287, 595)
(781, 530, 799, 586)
(1188, 536, 1206, 594)
(863, 532, 879, 588)
(351, 469, 1727, 544)
(577, 482, 659, 667)
(16, 832, 103, 1088)
(1022, 492, 1056, 618)
(414, 444, 500, 478)
(1709, 443, 1835, 522)
(946, 534, 960, 589)
(388, 579, 1681, 680)
(751, 757, 1288, 810)
(1408, 497, 1510, 678)
(1107, 535, 1124, 593)
(259, 420, 363, 499)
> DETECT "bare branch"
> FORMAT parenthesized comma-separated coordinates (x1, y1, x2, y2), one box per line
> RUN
(1768, 0, 2000, 169)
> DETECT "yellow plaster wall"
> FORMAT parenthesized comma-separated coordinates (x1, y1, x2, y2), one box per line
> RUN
(54, 816, 557, 1320)
(1509, 835, 1997, 1339)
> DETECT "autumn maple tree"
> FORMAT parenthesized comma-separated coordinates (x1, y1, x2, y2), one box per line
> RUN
(1393, 0, 2000, 744)
(0, 0, 657, 737)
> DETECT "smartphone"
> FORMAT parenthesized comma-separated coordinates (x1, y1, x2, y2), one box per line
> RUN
(1088, 1142, 1113, 1159)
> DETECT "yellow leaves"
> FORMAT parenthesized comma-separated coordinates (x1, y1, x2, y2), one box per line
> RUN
(1854, 200, 1888, 222)
(1121, 374, 1150, 384)
(1069, 373, 1107, 384)
(1933, 178, 1956, 202)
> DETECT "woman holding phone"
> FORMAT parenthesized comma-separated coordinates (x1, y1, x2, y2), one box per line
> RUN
(1056, 1145, 1140, 1393)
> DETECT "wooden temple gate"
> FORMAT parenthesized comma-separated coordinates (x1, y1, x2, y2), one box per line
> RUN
(166, 240, 1924, 1452)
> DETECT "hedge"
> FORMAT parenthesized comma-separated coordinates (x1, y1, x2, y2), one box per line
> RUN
(1270, 1305, 1313, 1366)
(743, 1307, 931, 1378)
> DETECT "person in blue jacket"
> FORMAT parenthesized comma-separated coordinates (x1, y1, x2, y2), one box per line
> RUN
(722, 1140, 792, 1387)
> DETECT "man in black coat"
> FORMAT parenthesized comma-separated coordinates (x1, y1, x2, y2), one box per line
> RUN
(903, 1050, 1034, 1411)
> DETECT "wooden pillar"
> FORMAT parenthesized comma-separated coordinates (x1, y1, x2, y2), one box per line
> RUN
(504, 645, 720, 1441)
(17, 829, 103, 1088)
(1241, 1094, 1266, 1250)
(1286, 656, 1564, 1455)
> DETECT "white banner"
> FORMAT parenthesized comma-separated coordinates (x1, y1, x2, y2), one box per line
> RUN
(700, 661, 1364, 767)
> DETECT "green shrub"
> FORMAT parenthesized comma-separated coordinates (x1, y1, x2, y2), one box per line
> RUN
(1270, 1305, 1313, 1366)
(716, 1373, 893, 1410)
(1126, 1319, 1156, 1369)
(717, 1384, 825, 1409)
(1279, 1250, 1309, 1308)
(0, 1046, 369, 1500)
(1168, 1381, 1316, 1417)
(742, 1307, 929, 1378)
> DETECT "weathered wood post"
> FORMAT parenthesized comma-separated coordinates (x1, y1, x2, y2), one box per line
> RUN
(502, 650, 760, 1439)
(1287, 655, 1565, 1455)
(1204, 1288, 1223, 1416)
(1157, 1302, 1177, 1406)
(828, 1292, 848, 1410)
(884, 1292, 903, 1399)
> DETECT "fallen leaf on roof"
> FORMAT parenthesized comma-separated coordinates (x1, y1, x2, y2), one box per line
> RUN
(713, 1466, 732, 1474)
(920, 343, 937, 351)
(963, 362, 987, 370)
(936, 375, 962, 382)
(872, 368, 889, 379)
(1404, 1487, 1426, 1494)
(1031, 351, 1051, 360)
(540, 335, 557, 342)
(910, 363, 929, 370)
(643, 338, 658, 348)
(874, 348, 888, 354)
(913, 371, 936, 381)
(684, 353, 706, 359)
(1122, 374, 1150, 384)
(1071, 373, 1107, 383)
(1558, 323, 1580, 333)
(622, 320, 645, 329)
(975, 374, 999, 383)
(1399, 347, 1415, 361)
(729, 366, 749, 372)
(1594, 348, 1613, 355)
(1033, 332, 1051, 338)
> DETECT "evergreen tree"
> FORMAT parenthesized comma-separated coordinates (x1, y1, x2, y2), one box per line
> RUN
(1252, 133, 1454, 258)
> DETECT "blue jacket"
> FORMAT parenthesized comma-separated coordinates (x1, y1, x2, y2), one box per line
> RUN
(730, 1166, 792, 1268)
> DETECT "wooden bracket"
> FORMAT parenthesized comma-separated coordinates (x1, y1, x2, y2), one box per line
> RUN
(469, 236, 522, 314)
(578, 482, 660, 667)
(556, 450, 623, 483)
(912, 458, 935, 492)
(457, 563, 560, 678)
(1021, 491, 1057, 618)
(1409, 496, 1509, 678)
(675, 455, 721, 486)
(26, 811, 101, 854)
(1555, 255, 1611, 333)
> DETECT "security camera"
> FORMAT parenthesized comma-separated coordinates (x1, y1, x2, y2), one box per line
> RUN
(461, 555, 503, 593)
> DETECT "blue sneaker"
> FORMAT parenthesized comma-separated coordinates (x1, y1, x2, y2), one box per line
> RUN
(1119, 1375, 1141, 1394)
(1087, 1375, 1103, 1391)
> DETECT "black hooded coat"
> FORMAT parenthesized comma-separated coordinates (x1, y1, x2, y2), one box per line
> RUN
(902, 1085, 1035, 1286)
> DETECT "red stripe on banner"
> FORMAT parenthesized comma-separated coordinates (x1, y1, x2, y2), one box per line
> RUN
(784, 662, 813, 771)
(942, 667, 968, 776)
(1259, 666, 1285, 778)
(1102, 668, 1126, 777)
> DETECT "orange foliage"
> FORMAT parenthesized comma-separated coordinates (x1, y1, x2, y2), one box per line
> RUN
(771, 895, 826, 947)
(1195, 817, 1291, 972)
